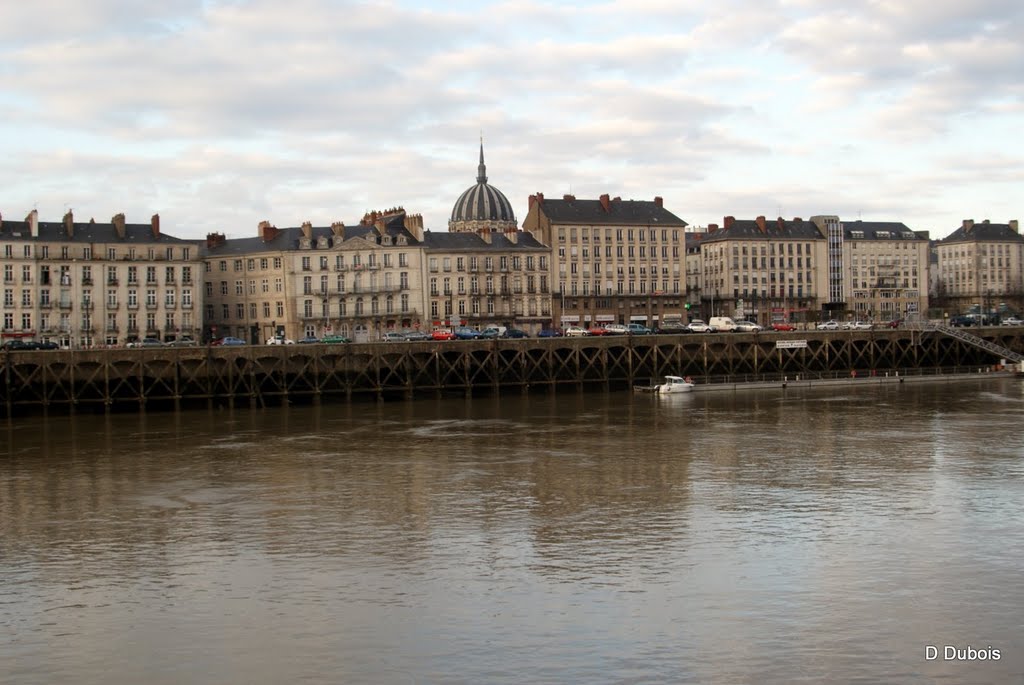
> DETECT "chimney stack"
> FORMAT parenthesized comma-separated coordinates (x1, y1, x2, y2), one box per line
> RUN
(258, 221, 279, 242)
(1010, 219, 1019, 233)
(403, 213, 423, 241)
(563, 194, 575, 201)
(301, 221, 313, 240)
(150, 213, 160, 239)
(27, 209, 39, 237)
(505, 226, 518, 244)
(112, 213, 126, 239)
(206, 232, 226, 249)
(708, 223, 719, 232)
(478, 227, 492, 244)
(654, 196, 663, 208)
(330, 221, 345, 238)
(63, 210, 74, 238)
(600, 194, 611, 212)
(756, 215, 767, 233)
(962, 219, 974, 233)
(777, 217, 785, 230)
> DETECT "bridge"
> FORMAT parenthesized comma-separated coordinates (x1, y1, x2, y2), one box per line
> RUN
(3, 327, 1023, 415)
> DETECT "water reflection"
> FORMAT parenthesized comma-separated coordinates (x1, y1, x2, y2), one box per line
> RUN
(2, 380, 1023, 684)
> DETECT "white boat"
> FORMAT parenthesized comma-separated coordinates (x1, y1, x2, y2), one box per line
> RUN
(634, 375, 695, 394)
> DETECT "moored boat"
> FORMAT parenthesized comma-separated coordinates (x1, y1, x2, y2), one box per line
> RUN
(634, 375, 695, 394)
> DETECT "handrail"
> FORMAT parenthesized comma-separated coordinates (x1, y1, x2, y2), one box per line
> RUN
(906, 320, 1024, 363)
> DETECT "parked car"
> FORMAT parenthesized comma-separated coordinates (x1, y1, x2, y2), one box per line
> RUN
(770, 322, 796, 332)
(709, 316, 737, 332)
(166, 337, 198, 347)
(603, 323, 629, 335)
(846, 321, 873, 330)
(654, 323, 688, 334)
(3, 339, 56, 351)
(502, 328, 529, 339)
(266, 336, 295, 345)
(686, 319, 714, 333)
(949, 315, 976, 327)
(1000, 317, 1023, 326)
(887, 319, 903, 328)
(296, 336, 321, 344)
(537, 328, 563, 338)
(733, 320, 763, 333)
(128, 337, 165, 348)
(453, 327, 482, 340)
(431, 329, 456, 341)
(564, 326, 591, 337)
(402, 330, 432, 342)
(588, 325, 610, 336)
(212, 336, 247, 346)
(382, 332, 407, 342)
(816, 320, 840, 330)
(478, 327, 502, 339)
(321, 334, 352, 344)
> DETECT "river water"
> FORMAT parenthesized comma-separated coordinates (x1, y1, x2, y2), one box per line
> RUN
(2, 379, 1022, 684)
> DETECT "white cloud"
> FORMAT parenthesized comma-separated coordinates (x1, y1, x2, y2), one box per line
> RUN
(0, 0, 1020, 238)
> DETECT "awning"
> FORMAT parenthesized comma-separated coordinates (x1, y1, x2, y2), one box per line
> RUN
(596, 315, 615, 322)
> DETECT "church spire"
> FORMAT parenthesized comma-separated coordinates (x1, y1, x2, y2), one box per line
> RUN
(476, 137, 488, 184)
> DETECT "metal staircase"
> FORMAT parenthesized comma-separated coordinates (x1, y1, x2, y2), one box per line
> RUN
(906, 318, 1024, 363)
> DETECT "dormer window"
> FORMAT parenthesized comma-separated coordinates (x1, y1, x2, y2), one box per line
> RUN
(397, 236, 407, 246)
(382, 235, 392, 246)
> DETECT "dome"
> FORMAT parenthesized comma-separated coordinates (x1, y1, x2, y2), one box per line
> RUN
(448, 142, 516, 232)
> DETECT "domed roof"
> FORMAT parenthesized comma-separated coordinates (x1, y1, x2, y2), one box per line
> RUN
(449, 142, 516, 231)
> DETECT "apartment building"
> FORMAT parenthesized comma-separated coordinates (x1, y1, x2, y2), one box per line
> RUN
(521, 193, 689, 329)
(935, 219, 1024, 314)
(698, 216, 828, 324)
(1, 210, 203, 347)
(202, 209, 427, 343)
(838, 220, 930, 322)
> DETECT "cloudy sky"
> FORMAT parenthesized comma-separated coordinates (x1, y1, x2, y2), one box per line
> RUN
(1, 0, 1021, 241)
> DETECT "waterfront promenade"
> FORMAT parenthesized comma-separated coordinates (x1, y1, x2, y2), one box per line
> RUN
(3, 327, 1023, 414)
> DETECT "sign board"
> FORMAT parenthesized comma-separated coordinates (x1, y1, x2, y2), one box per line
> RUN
(775, 340, 808, 349)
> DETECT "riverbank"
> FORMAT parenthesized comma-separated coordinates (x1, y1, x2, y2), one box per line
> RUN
(689, 367, 1016, 393)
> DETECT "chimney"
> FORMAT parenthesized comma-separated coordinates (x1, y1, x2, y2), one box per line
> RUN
(330, 221, 345, 238)
(27, 209, 39, 237)
(654, 196, 663, 208)
(301, 221, 313, 239)
(756, 215, 767, 233)
(112, 213, 126, 239)
(1010, 219, 1019, 233)
(505, 227, 518, 244)
(373, 218, 386, 237)
(478, 227, 492, 244)
(724, 216, 735, 230)
(63, 210, 74, 238)
(777, 216, 785, 230)
(537, 192, 544, 204)
(206, 232, 226, 249)
(258, 221, 278, 242)
(150, 213, 160, 239)
(403, 213, 423, 241)
(708, 223, 719, 233)
(563, 194, 575, 201)
(794, 217, 803, 223)
(600, 194, 611, 212)
(962, 219, 974, 233)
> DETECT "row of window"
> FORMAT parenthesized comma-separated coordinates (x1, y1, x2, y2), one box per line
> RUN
(3, 288, 194, 308)
(557, 228, 682, 243)
(4, 312, 194, 333)
(559, 246, 681, 260)
(2, 244, 192, 261)
(428, 255, 547, 272)
(1, 264, 194, 286)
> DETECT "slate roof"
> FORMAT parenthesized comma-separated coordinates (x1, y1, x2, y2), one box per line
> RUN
(204, 221, 421, 257)
(843, 220, 923, 240)
(0, 218, 198, 244)
(535, 198, 687, 227)
(422, 230, 547, 252)
(700, 218, 825, 243)
(940, 221, 1024, 244)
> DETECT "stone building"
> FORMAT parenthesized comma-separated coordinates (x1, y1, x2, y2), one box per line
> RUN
(698, 216, 828, 324)
(935, 219, 1024, 315)
(429, 142, 551, 332)
(521, 193, 689, 329)
(202, 209, 427, 343)
(837, 220, 930, 322)
(0, 209, 203, 347)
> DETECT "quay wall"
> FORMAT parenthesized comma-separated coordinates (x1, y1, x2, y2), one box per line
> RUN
(3, 328, 1023, 414)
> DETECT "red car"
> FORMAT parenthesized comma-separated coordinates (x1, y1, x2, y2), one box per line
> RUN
(431, 329, 456, 341)
(588, 325, 609, 336)
(771, 322, 796, 331)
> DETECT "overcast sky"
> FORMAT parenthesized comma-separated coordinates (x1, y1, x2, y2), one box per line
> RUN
(1, 0, 1021, 241)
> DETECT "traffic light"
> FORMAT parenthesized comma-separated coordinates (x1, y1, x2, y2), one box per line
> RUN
(685, 303, 691, 310)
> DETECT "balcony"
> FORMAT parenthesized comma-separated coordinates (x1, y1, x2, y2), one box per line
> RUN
(82, 278, 93, 286)
(58, 301, 73, 310)
(127, 302, 139, 310)
(105, 326, 119, 333)
(81, 302, 94, 311)
(335, 264, 348, 271)
(181, 302, 193, 310)
(39, 302, 52, 310)
(146, 302, 159, 310)
(79, 325, 95, 333)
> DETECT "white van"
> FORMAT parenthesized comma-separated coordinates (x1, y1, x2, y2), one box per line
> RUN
(709, 316, 737, 332)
